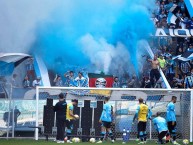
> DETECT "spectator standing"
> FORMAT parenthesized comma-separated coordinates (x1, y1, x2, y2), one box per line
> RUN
(53, 75, 63, 86)
(188, 17, 193, 29)
(154, 1, 161, 17)
(163, 49, 172, 59)
(178, 0, 185, 13)
(128, 75, 137, 88)
(141, 76, 151, 88)
(191, 67, 193, 76)
(184, 70, 193, 89)
(160, 1, 166, 12)
(180, 13, 189, 29)
(173, 74, 184, 88)
(189, 60, 193, 70)
(151, 14, 159, 25)
(64, 71, 74, 86)
(75, 72, 86, 87)
(176, 47, 184, 56)
(11, 74, 18, 87)
(180, 61, 191, 75)
(176, 10, 182, 18)
(32, 77, 41, 88)
(187, 44, 193, 51)
(159, 11, 167, 21)
(159, 37, 168, 49)
(158, 55, 167, 70)
(113, 77, 120, 88)
(23, 75, 30, 88)
(148, 55, 161, 87)
(25, 58, 35, 81)
(166, 56, 175, 82)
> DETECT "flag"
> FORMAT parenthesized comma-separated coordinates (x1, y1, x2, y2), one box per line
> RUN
(184, 0, 193, 18)
(168, 4, 178, 12)
(88, 73, 113, 96)
(167, 12, 177, 24)
(165, 3, 179, 24)
(181, 49, 193, 60)
(173, 50, 193, 61)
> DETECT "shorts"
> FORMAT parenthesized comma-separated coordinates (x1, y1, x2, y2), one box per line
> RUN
(66, 120, 74, 130)
(167, 121, 176, 133)
(138, 121, 147, 132)
(158, 130, 168, 140)
(102, 121, 112, 128)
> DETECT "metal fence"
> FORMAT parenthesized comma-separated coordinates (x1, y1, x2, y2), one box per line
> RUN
(0, 87, 192, 143)
(36, 87, 193, 142)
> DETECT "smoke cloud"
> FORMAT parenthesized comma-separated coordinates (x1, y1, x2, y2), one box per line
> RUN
(0, 0, 58, 53)
(0, 0, 155, 76)
(79, 34, 130, 74)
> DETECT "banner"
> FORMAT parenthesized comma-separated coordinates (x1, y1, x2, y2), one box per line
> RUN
(155, 28, 193, 37)
(88, 73, 113, 96)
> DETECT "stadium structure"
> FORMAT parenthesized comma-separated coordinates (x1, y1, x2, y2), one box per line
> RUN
(0, 0, 193, 144)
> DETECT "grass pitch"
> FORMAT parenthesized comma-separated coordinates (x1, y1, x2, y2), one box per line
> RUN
(0, 139, 192, 145)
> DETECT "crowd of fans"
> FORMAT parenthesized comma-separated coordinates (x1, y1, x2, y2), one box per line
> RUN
(5, 58, 42, 89)
(147, 0, 193, 89)
(53, 71, 87, 87)
(4, 0, 193, 89)
(51, 71, 142, 88)
(153, 0, 193, 29)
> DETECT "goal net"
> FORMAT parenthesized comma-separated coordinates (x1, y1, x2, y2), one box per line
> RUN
(35, 87, 193, 142)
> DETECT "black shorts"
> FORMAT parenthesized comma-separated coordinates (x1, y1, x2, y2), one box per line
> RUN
(158, 131, 168, 140)
(66, 120, 74, 130)
(167, 121, 176, 133)
(102, 121, 111, 128)
(138, 121, 147, 132)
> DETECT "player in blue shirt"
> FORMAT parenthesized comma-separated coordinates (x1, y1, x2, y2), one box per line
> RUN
(97, 97, 114, 143)
(153, 112, 169, 144)
(166, 96, 180, 145)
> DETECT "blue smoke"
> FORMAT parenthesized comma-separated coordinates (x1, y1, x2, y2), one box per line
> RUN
(32, 0, 155, 76)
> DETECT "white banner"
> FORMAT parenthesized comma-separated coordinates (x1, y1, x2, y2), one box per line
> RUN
(154, 28, 193, 37)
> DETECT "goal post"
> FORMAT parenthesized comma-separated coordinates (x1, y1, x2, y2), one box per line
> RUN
(35, 87, 193, 142)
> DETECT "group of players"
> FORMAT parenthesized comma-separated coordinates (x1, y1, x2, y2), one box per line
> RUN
(54, 93, 79, 143)
(97, 96, 180, 145)
(54, 93, 179, 144)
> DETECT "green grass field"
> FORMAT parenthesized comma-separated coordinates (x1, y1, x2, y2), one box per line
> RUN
(0, 139, 192, 145)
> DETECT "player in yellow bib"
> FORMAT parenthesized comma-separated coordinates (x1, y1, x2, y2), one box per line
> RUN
(133, 98, 152, 144)
(66, 99, 78, 143)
